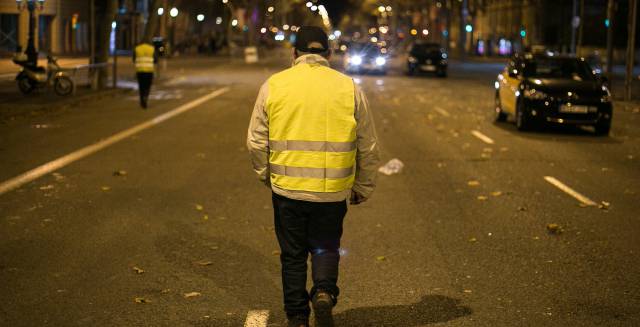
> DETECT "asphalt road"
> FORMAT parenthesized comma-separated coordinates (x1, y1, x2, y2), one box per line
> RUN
(0, 53, 639, 326)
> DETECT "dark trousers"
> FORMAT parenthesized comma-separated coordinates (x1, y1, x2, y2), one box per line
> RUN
(272, 192, 347, 317)
(136, 72, 153, 106)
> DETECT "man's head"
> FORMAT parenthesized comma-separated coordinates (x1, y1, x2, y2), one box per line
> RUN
(294, 26, 331, 59)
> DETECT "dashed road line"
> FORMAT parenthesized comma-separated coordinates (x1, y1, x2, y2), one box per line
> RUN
(0, 87, 230, 196)
(471, 130, 495, 144)
(544, 176, 598, 206)
(434, 106, 451, 117)
(244, 310, 269, 327)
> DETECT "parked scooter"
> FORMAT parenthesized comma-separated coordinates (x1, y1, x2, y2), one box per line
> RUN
(13, 55, 74, 96)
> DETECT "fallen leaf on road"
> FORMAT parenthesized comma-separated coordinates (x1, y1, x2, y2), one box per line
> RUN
(499, 147, 509, 152)
(376, 256, 386, 261)
(480, 153, 491, 159)
(463, 289, 473, 294)
(467, 180, 480, 187)
(272, 250, 281, 256)
(437, 162, 446, 168)
(601, 167, 610, 172)
(546, 223, 563, 235)
(184, 292, 202, 298)
(628, 155, 634, 160)
(469, 237, 477, 242)
(134, 297, 151, 303)
(477, 195, 488, 201)
(161, 289, 171, 294)
(203, 215, 209, 220)
(39, 185, 54, 190)
(210, 246, 219, 250)
(195, 204, 204, 211)
(491, 191, 502, 197)
(578, 203, 589, 208)
(52, 173, 65, 181)
(132, 267, 144, 274)
(196, 260, 213, 266)
(113, 170, 127, 177)
(482, 148, 493, 153)
(196, 153, 206, 158)
(517, 206, 527, 212)
(101, 186, 111, 191)
(599, 201, 611, 210)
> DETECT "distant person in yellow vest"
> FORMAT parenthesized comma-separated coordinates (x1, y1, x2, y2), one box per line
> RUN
(133, 39, 157, 109)
(247, 26, 379, 327)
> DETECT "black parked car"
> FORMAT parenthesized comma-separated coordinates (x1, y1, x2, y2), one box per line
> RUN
(495, 53, 612, 135)
(406, 42, 448, 77)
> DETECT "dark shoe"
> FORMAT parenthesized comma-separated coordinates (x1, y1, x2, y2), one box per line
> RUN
(286, 314, 309, 327)
(312, 291, 334, 327)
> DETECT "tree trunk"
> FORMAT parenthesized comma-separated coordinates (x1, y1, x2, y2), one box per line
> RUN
(95, 0, 117, 89)
(143, 0, 164, 42)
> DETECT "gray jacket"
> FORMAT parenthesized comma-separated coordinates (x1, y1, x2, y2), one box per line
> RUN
(247, 54, 380, 202)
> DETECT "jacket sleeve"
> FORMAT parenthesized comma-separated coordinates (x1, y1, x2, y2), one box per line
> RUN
(247, 82, 271, 187)
(353, 84, 380, 198)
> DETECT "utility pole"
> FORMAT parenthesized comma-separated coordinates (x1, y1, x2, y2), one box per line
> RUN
(570, 0, 578, 54)
(91, 0, 95, 65)
(459, 0, 468, 58)
(625, 0, 638, 101)
(577, 0, 585, 56)
(606, 0, 615, 82)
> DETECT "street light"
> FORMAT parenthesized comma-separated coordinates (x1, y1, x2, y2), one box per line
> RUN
(16, 0, 45, 66)
(157, 7, 164, 16)
(169, 7, 179, 18)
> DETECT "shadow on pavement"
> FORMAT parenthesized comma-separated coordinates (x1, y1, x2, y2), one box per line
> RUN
(492, 121, 623, 144)
(333, 295, 472, 326)
(195, 294, 471, 327)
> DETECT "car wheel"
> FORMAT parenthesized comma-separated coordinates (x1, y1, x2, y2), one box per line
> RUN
(494, 92, 507, 122)
(515, 99, 532, 131)
(594, 120, 611, 136)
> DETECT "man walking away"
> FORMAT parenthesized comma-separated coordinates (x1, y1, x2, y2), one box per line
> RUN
(247, 26, 379, 327)
(133, 39, 157, 109)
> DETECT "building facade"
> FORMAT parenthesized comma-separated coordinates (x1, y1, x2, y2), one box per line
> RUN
(0, 0, 150, 56)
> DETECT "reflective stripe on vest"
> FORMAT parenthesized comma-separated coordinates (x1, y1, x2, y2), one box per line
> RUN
(135, 44, 155, 73)
(267, 62, 356, 193)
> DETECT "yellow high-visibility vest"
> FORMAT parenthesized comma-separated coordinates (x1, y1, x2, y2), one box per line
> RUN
(135, 43, 155, 73)
(267, 62, 356, 193)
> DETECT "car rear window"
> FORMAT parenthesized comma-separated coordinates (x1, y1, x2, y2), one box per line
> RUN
(411, 44, 442, 56)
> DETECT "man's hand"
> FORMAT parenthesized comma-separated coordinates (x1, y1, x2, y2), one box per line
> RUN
(350, 191, 368, 205)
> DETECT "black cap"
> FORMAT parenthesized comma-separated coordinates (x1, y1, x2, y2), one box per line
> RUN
(294, 26, 329, 54)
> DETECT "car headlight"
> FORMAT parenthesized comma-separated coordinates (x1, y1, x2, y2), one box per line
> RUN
(375, 57, 386, 66)
(523, 88, 548, 100)
(350, 55, 363, 65)
(408, 56, 418, 63)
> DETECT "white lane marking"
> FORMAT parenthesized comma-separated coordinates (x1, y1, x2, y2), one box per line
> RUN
(416, 94, 427, 103)
(471, 130, 495, 144)
(244, 310, 269, 327)
(0, 87, 230, 196)
(434, 106, 451, 117)
(544, 176, 598, 206)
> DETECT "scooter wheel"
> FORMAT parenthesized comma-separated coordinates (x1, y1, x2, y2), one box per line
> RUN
(54, 76, 74, 96)
(17, 77, 35, 94)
